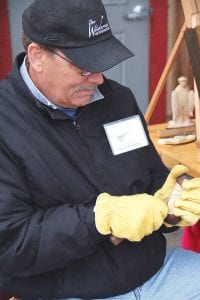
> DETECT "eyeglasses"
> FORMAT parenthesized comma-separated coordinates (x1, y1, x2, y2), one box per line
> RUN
(47, 49, 93, 76)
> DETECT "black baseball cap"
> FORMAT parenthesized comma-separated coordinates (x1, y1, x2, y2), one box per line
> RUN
(22, 0, 134, 73)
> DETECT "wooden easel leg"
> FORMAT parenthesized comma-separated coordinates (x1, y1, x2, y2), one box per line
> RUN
(145, 22, 187, 124)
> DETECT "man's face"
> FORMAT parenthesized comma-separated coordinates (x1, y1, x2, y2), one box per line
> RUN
(28, 44, 104, 108)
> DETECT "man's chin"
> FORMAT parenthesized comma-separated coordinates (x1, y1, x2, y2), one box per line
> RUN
(73, 96, 92, 107)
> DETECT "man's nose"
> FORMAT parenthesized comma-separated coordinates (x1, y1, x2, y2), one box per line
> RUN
(87, 72, 104, 85)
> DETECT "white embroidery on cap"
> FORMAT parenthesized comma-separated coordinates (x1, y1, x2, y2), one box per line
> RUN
(89, 15, 110, 38)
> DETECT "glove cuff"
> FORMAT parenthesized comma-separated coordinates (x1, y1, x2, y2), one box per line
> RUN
(95, 193, 114, 235)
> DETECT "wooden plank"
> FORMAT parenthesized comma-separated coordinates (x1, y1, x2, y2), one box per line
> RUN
(194, 81, 200, 162)
(195, 0, 200, 12)
(181, 0, 198, 27)
(184, 27, 200, 97)
(195, 23, 200, 41)
(157, 126, 196, 138)
(192, 14, 200, 28)
(191, 11, 200, 162)
(181, 0, 198, 14)
(144, 22, 186, 123)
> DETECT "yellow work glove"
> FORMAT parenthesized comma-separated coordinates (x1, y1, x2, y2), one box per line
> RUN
(154, 164, 189, 202)
(95, 193, 168, 242)
(172, 178, 200, 226)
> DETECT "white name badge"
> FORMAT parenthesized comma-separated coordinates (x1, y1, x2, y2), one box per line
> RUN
(103, 115, 149, 155)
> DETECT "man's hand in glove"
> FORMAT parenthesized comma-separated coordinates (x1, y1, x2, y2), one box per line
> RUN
(95, 193, 168, 242)
(154, 164, 200, 227)
(171, 178, 200, 226)
(154, 164, 189, 202)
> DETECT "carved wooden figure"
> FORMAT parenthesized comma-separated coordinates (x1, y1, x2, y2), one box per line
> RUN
(168, 76, 195, 128)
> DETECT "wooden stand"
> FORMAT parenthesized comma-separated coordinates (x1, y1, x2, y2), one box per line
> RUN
(145, 0, 200, 161)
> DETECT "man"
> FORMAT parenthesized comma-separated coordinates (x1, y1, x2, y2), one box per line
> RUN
(0, 0, 200, 299)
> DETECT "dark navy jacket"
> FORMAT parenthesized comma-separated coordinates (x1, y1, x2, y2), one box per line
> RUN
(0, 53, 173, 299)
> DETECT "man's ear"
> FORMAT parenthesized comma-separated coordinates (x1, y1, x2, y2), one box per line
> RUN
(27, 43, 45, 72)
